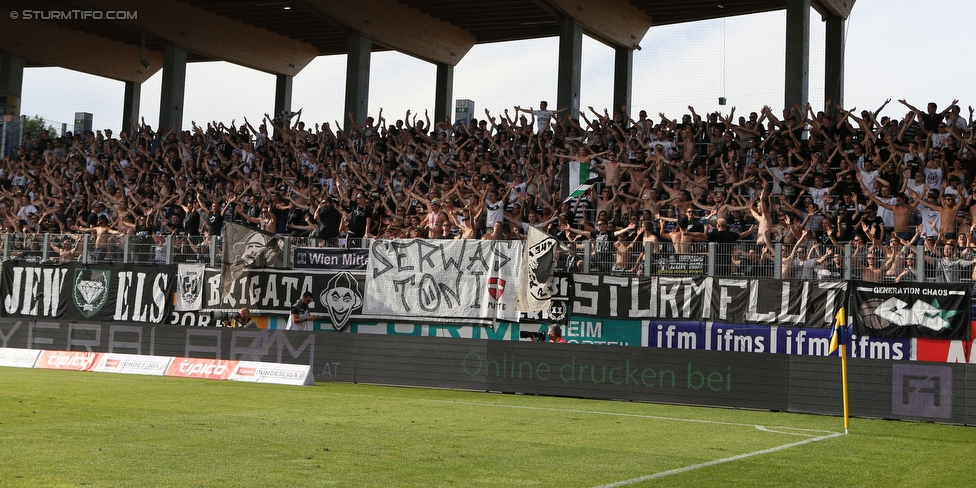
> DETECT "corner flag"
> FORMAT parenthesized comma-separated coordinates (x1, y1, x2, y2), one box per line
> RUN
(829, 306, 851, 434)
(828, 307, 849, 355)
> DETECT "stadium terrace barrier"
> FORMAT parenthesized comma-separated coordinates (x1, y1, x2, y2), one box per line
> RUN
(3, 233, 969, 283)
(1, 320, 973, 426)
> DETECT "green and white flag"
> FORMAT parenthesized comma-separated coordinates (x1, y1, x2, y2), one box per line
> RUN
(561, 162, 597, 203)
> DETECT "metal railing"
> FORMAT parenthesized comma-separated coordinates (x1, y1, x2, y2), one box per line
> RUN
(1, 232, 965, 284)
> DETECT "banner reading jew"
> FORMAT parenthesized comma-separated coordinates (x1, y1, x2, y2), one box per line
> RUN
(1, 261, 175, 323)
(365, 239, 524, 323)
(852, 281, 971, 340)
(203, 268, 366, 331)
(571, 275, 847, 328)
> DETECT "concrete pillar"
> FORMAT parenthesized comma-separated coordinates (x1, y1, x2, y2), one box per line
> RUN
(122, 81, 141, 135)
(0, 51, 25, 116)
(824, 14, 845, 116)
(557, 19, 582, 122)
(344, 31, 371, 135)
(274, 74, 293, 138)
(434, 63, 454, 130)
(274, 74, 293, 117)
(158, 42, 187, 134)
(784, 0, 810, 115)
(613, 47, 633, 124)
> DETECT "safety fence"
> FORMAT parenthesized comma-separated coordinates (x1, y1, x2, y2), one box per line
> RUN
(3, 232, 969, 284)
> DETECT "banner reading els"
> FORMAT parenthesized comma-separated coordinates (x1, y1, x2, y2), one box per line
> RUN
(1, 262, 174, 323)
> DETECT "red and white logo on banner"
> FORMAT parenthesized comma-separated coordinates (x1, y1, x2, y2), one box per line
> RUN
(916, 321, 976, 363)
(36, 351, 100, 371)
(165, 357, 237, 380)
(235, 367, 257, 377)
(230, 361, 314, 386)
(487, 278, 506, 300)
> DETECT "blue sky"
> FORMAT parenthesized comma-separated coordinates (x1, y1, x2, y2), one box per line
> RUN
(18, 0, 973, 134)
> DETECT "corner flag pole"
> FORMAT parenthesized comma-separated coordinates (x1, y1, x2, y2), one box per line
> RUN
(830, 306, 850, 434)
(840, 342, 850, 434)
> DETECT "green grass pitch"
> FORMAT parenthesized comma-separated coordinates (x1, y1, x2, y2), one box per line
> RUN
(1, 368, 972, 487)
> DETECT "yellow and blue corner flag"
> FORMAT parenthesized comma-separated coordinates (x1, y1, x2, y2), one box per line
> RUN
(828, 307, 849, 355)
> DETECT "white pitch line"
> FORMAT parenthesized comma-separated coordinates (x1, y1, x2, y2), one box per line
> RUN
(337, 392, 839, 435)
(591, 431, 846, 488)
(754, 425, 820, 436)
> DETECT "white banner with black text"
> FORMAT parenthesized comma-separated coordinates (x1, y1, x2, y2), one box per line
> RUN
(365, 239, 524, 323)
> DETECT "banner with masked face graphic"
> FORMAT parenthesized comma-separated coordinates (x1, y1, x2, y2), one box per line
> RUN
(221, 222, 286, 298)
(202, 268, 366, 331)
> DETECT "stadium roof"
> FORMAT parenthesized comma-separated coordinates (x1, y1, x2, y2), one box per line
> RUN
(2, 0, 854, 83)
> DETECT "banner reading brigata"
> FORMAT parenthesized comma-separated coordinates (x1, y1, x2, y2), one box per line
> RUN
(2, 262, 175, 323)
(571, 275, 846, 328)
(852, 281, 971, 340)
(202, 269, 367, 331)
(365, 239, 523, 323)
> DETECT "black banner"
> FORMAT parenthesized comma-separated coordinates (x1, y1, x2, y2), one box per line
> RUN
(852, 281, 972, 340)
(1, 262, 175, 324)
(204, 268, 366, 331)
(653, 253, 705, 275)
(294, 247, 368, 270)
(221, 222, 287, 298)
(571, 275, 846, 329)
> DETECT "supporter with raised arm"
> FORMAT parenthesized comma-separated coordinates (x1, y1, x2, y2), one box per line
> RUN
(913, 187, 964, 239)
(514, 101, 565, 134)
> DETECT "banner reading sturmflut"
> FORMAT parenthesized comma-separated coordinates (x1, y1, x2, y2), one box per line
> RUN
(365, 239, 523, 323)
(571, 275, 847, 328)
(852, 281, 971, 340)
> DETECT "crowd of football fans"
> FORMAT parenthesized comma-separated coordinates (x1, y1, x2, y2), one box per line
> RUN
(3, 98, 976, 281)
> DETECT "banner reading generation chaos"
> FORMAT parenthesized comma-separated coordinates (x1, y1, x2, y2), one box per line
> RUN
(571, 275, 847, 329)
(852, 281, 972, 340)
(1, 261, 175, 323)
